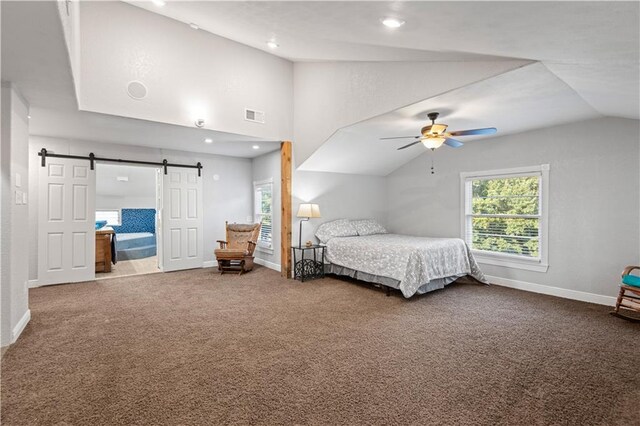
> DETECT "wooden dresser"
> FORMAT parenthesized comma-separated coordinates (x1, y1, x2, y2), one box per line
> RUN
(96, 227, 115, 273)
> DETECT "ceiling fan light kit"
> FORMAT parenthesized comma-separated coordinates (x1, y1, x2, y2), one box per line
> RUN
(422, 137, 446, 150)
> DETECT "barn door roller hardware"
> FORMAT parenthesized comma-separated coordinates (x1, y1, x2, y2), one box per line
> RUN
(38, 148, 203, 177)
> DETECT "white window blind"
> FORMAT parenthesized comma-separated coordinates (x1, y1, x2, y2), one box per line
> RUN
(461, 165, 549, 272)
(254, 179, 273, 249)
(95, 209, 120, 226)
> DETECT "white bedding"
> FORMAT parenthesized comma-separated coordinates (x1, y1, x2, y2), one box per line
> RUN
(325, 234, 487, 298)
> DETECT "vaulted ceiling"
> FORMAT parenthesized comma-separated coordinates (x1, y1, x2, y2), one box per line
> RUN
(129, 0, 639, 119)
(2, 1, 638, 171)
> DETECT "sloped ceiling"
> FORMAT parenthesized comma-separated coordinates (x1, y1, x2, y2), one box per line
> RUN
(128, 1, 639, 118)
(299, 63, 601, 175)
(127, 0, 638, 173)
(2, 1, 638, 168)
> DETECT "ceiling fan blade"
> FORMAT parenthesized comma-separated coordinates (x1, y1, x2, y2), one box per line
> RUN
(397, 140, 422, 150)
(448, 127, 497, 136)
(444, 138, 464, 148)
(380, 136, 420, 140)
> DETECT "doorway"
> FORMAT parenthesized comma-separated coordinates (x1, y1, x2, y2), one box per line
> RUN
(37, 152, 205, 286)
(94, 164, 160, 279)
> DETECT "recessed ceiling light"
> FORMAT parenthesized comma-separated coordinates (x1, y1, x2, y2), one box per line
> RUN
(252, 145, 260, 150)
(204, 138, 213, 144)
(267, 41, 279, 49)
(152, 0, 166, 7)
(381, 18, 405, 28)
(27, 115, 31, 119)
(189, 23, 200, 30)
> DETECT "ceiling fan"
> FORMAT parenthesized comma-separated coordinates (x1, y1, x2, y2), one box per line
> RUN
(380, 112, 497, 150)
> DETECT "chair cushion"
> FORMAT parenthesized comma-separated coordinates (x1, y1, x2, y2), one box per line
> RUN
(622, 274, 640, 288)
(215, 248, 248, 258)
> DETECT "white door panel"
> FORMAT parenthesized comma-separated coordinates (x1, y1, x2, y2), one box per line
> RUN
(38, 158, 95, 285)
(162, 168, 203, 271)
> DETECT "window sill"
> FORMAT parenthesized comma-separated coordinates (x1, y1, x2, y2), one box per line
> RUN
(473, 252, 549, 273)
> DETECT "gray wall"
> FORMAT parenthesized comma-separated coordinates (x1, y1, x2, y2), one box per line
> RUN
(28, 136, 253, 280)
(251, 150, 390, 272)
(293, 170, 388, 247)
(251, 150, 281, 268)
(386, 117, 640, 298)
(1, 84, 30, 347)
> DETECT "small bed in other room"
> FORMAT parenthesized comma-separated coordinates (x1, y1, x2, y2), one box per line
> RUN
(317, 219, 487, 298)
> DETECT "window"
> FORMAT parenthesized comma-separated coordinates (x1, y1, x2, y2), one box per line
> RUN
(254, 179, 273, 251)
(95, 209, 120, 226)
(461, 165, 549, 272)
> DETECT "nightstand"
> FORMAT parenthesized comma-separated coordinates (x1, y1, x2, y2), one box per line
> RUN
(291, 245, 326, 282)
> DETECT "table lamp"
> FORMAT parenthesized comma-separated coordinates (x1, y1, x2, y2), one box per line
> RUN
(296, 203, 321, 248)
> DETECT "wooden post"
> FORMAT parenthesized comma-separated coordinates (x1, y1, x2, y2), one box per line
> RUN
(281, 141, 292, 278)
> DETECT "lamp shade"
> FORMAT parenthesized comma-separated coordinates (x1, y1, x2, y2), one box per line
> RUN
(297, 203, 321, 218)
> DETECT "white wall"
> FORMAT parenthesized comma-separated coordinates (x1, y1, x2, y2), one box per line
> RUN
(251, 149, 281, 269)
(78, 1, 293, 141)
(293, 170, 388, 247)
(386, 117, 640, 298)
(1, 83, 30, 348)
(96, 164, 156, 210)
(292, 60, 528, 167)
(28, 136, 253, 280)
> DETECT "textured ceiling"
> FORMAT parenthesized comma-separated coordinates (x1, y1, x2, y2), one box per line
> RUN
(29, 107, 280, 159)
(2, 1, 638, 166)
(130, 0, 639, 120)
(299, 63, 601, 176)
(1, 1, 280, 158)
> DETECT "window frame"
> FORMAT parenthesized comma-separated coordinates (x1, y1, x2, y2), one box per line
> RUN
(253, 178, 274, 253)
(460, 164, 550, 272)
(95, 209, 121, 226)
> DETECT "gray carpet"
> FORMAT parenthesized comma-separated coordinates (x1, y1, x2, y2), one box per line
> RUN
(1, 266, 638, 425)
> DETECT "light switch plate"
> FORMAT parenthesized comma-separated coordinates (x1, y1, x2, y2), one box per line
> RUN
(15, 190, 22, 205)
(22, 192, 27, 205)
(15, 173, 21, 188)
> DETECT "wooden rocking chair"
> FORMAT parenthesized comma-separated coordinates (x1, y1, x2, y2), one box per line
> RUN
(612, 265, 640, 322)
(214, 222, 261, 275)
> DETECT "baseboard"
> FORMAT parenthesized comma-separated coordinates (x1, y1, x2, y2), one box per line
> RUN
(28, 279, 40, 288)
(254, 257, 281, 272)
(202, 260, 217, 268)
(486, 275, 616, 306)
(11, 309, 31, 344)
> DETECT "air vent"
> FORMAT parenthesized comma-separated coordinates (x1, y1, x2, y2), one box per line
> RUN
(244, 108, 265, 124)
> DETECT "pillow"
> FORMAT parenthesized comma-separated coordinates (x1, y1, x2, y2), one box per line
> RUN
(351, 219, 387, 236)
(315, 219, 358, 243)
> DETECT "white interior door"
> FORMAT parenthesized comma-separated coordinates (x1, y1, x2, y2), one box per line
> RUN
(38, 157, 95, 285)
(162, 168, 203, 272)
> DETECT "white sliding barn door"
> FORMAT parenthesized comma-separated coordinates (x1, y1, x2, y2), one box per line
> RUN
(162, 168, 203, 272)
(38, 158, 96, 285)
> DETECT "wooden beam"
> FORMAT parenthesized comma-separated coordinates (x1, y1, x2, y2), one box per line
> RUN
(280, 141, 292, 278)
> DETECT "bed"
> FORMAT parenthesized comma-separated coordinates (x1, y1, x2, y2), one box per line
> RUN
(317, 219, 487, 298)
